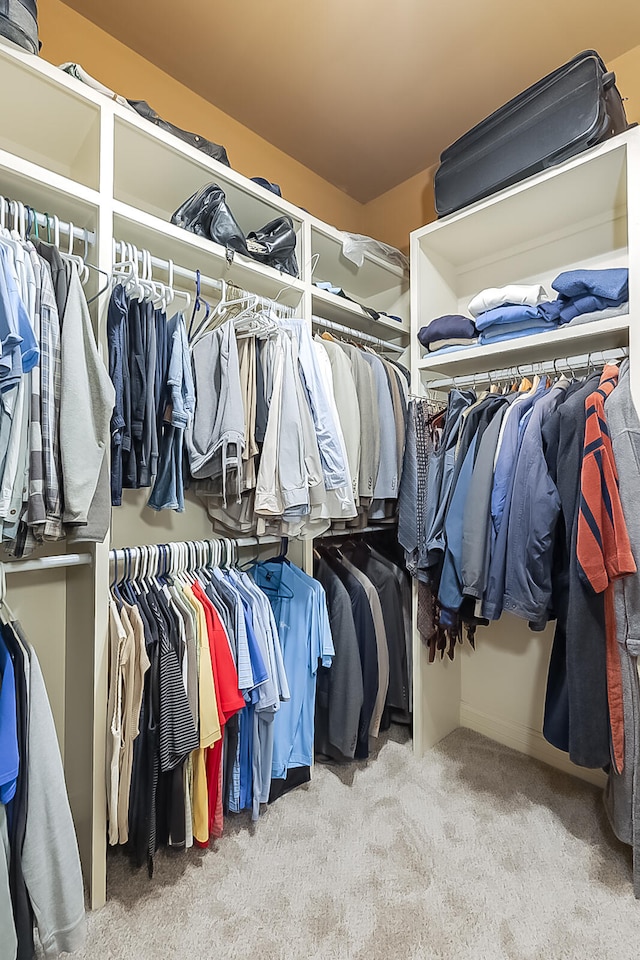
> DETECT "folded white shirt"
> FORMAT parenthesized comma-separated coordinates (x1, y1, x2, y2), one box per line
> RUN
(468, 284, 549, 318)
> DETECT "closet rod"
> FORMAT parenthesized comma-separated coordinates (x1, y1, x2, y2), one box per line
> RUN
(426, 346, 628, 391)
(2, 553, 92, 574)
(109, 535, 282, 565)
(0, 197, 96, 246)
(312, 315, 404, 354)
(317, 524, 397, 540)
(113, 241, 222, 295)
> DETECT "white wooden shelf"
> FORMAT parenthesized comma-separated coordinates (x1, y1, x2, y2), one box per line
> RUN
(418, 315, 631, 378)
(410, 124, 640, 818)
(311, 285, 409, 342)
(113, 201, 306, 306)
(0, 43, 102, 190)
(0, 148, 101, 224)
(112, 112, 306, 235)
(0, 37, 413, 914)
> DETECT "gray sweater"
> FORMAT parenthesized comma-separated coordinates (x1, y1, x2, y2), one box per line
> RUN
(603, 359, 640, 896)
(21, 644, 86, 957)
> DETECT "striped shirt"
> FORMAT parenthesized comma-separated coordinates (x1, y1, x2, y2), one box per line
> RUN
(577, 364, 636, 774)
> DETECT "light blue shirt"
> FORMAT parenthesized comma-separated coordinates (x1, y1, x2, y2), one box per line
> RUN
(251, 561, 333, 777)
(0, 633, 18, 805)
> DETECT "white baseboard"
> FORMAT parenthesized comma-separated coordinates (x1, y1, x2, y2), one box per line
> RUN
(459, 703, 607, 788)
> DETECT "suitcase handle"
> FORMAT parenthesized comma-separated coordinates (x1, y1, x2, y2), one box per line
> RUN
(603, 71, 616, 90)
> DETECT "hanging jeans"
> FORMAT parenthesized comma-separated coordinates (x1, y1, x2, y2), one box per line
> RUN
(148, 424, 185, 512)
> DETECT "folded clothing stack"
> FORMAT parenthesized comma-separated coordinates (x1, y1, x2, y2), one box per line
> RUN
(417, 314, 477, 353)
(538, 268, 629, 324)
(469, 284, 556, 345)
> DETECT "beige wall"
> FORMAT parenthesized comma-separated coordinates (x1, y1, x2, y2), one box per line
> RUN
(37, 5, 640, 254)
(361, 165, 436, 254)
(611, 43, 640, 125)
(38, 0, 363, 233)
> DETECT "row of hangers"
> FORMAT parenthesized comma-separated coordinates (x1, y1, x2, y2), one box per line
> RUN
(110, 535, 293, 600)
(0, 197, 110, 304)
(424, 348, 629, 396)
(111, 240, 295, 347)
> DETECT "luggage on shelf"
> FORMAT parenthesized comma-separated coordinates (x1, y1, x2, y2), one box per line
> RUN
(434, 50, 631, 218)
(0, 0, 39, 54)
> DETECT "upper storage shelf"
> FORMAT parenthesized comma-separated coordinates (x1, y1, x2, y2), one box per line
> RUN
(310, 220, 410, 336)
(413, 135, 629, 315)
(112, 113, 306, 249)
(0, 44, 101, 191)
(411, 131, 638, 372)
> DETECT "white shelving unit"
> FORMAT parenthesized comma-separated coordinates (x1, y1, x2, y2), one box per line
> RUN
(410, 128, 640, 790)
(0, 40, 410, 910)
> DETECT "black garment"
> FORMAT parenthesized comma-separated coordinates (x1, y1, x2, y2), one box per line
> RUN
(151, 587, 198, 848)
(107, 285, 129, 506)
(127, 588, 160, 871)
(344, 542, 409, 716)
(3, 623, 33, 960)
(542, 373, 610, 768)
(323, 552, 378, 759)
(268, 766, 311, 802)
(369, 545, 412, 721)
(35, 240, 68, 318)
(314, 558, 363, 762)
(124, 298, 145, 488)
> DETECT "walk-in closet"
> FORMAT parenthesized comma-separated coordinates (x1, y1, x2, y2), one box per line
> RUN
(3, 4, 640, 960)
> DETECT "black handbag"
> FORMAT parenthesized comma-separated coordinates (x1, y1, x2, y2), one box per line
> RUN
(171, 184, 248, 257)
(0, 0, 38, 53)
(127, 100, 230, 167)
(172, 185, 299, 277)
(247, 216, 299, 278)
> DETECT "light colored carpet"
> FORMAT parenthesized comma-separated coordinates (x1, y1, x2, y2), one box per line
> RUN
(74, 727, 640, 960)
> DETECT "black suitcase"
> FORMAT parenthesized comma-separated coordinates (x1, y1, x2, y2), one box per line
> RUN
(0, 0, 38, 53)
(434, 50, 631, 218)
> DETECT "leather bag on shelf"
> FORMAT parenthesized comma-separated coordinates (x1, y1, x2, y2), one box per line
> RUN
(127, 99, 231, 167)
(247, 216, 299, 278)
(171, 183, 249, 257)
(0, 0, 39, 53)
(172, 185, 299, 277)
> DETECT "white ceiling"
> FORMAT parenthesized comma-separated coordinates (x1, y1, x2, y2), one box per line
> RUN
(62, 0, 640, 202)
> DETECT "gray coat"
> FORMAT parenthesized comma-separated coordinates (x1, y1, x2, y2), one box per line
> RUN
(603, 359, 640, 896)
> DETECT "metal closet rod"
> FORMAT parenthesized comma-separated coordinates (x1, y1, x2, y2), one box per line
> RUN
(2, 553, 93, 574)
(113, 240, 222, 295)
(312, 315, 404, 354)
(113, 240, 295, 314)
(426, 347, 629, 391)
(316, 523, 397, 540)
(109, 535, 282, 565)
(0, 197, 96, 246)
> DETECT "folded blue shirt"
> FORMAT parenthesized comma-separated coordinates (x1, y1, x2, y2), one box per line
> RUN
(552, 268, 628, 301)
(474, 303, 554, 332)
(558, 293, 627, 324)
(417, 314, 476, 348)
(479, 323, 559, 345)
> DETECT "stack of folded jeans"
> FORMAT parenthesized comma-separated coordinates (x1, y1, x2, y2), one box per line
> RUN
(417, 314, 477, 353)
(469, 284, 555, 345)
(538, 268, 628, 324)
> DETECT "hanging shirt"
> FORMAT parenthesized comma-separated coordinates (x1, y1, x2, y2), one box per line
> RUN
(0, 632, 18, 805)
(252, 561, 332, 778)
